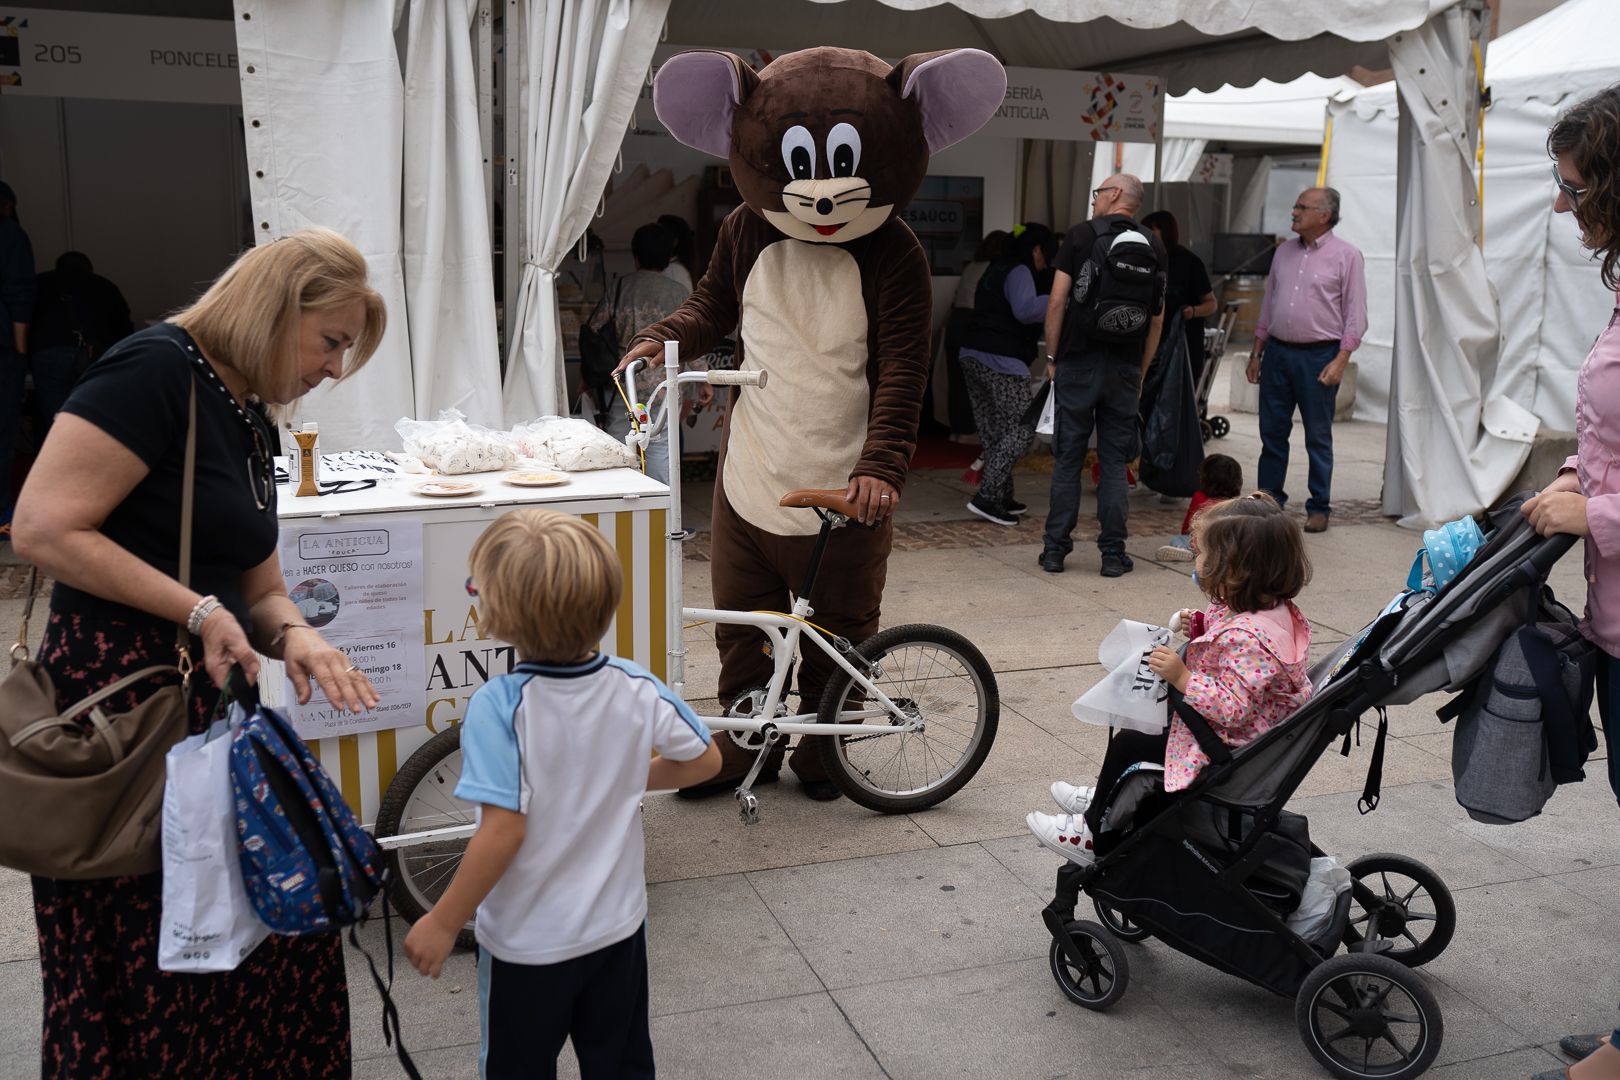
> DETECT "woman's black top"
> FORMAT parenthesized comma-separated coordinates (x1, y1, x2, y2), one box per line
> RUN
(1164, 245, 1214, 370)
(51, 323, 279, 628)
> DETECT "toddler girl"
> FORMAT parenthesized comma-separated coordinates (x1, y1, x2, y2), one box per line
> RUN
(1028, 492, 1314, 864)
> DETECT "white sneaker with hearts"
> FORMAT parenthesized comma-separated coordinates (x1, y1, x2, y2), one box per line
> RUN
(1026, 811, 1096, 865)
(1050, 782, 1095, 815)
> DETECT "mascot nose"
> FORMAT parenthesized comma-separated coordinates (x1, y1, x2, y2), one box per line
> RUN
(815, 197, 833, 216)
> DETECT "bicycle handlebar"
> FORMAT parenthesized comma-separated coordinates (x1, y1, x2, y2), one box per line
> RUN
(705, 369, 768, 388)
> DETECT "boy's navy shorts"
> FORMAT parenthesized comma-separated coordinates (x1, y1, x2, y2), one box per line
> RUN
(478, 925, 654, 1080)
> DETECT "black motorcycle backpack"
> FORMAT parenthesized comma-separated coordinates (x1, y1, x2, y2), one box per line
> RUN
(1068, 218, 1159, 345)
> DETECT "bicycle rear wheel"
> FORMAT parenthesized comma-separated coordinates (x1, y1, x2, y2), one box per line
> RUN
(814, 623, 998, 813)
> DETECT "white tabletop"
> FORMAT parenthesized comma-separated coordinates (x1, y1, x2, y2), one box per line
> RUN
(275, 466, 671, 520)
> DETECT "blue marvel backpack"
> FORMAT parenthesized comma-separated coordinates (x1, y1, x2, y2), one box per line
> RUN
(231, 700, 382, 932)
(223, 674, 420, 1079)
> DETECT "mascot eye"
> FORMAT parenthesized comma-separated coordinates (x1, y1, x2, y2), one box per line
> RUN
(827, 123, 862, 178)
(781, 125, 817, 181)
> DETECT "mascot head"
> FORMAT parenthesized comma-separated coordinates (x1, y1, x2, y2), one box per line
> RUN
(653, 47, 1006, 245)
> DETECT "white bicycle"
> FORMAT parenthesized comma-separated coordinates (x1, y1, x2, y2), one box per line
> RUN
(374, 342, 1000, 947)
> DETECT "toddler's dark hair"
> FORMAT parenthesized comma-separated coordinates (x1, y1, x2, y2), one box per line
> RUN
(1192, 492, 1310, 613)
(1199, 454, 1244, 500)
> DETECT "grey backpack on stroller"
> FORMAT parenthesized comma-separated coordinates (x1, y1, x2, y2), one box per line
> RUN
(1443, 595, 1597, 824)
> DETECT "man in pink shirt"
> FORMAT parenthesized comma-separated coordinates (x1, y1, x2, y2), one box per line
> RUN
(1245, 187, 1367, 533)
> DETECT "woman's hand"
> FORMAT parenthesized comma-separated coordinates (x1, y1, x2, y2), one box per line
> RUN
(198, 609, 261, 690)
(1147, 646, 1190, 692)
(283, 628, 379, 714)
(1523, 489, 1591, 538)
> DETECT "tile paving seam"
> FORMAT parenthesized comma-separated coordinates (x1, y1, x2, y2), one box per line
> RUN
(817, 950, 1056, 995)
(648, 987, 837, 1023)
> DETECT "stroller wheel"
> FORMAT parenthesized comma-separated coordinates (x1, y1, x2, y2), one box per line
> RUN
(1344, 854, 1457, 968)
(1295, 952, 1443, 1080)
(1093, 898, 1151, 943)
(1200, 419, 1214, 443)
(1210, 415, 1230, 438)
(1048, 920, 1129, 1010)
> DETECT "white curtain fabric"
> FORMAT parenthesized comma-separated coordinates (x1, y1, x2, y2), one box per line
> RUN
(1089, 138, 1207, 190)
(500, 0, 673, 424)
(1020, 139, 1097, 232)
(1383, 1, 1537, 527)
(402, 0, 503, 425)
(1228, 155, 1275, 235)
(1324, 99, 1398, 423)
(234, 0, 414, 452)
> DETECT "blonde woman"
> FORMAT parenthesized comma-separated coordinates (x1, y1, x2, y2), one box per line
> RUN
(12, 228, 385, 1078)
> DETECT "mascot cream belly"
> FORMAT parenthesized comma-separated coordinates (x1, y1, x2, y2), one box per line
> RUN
(634, 46, 1005, 798)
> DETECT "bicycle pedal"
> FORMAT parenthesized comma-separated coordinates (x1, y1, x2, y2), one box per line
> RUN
(736, 787, 760, 825)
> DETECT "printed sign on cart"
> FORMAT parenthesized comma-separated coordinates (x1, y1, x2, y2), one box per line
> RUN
(277, 520, 426, 739)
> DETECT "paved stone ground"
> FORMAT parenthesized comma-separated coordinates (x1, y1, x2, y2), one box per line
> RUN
(0, 374, 1611, 1080)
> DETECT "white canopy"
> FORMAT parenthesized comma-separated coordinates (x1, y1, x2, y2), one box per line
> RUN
(1090, 73, 1363, 190)
(1166, 73, 1363, 146)
(1329, 0, 1618, 441)
(665, 0, 1457, 93)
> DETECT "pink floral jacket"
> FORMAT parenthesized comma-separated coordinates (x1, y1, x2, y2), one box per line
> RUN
(1165, 600, 1314, 791)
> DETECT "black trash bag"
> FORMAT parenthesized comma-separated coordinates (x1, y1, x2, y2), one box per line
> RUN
(1137, 311, 1205, 497)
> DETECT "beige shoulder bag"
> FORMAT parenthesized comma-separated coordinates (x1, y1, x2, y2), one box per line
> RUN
(0, 383, 198, 879)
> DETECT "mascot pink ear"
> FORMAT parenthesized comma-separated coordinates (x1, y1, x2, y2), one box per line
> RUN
(889, 49, 1007, 154)
(653, 50, 760, 159)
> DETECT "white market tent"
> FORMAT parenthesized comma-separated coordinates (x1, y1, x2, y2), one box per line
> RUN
(1329, 0, 1618, 462)
(236, 0, 1493, 526)
(1101, 72, 1363, 187)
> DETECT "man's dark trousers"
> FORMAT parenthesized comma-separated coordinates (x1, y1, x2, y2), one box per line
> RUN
(1256, 339, 1340, 518)
(1042, 355, 1142, 560)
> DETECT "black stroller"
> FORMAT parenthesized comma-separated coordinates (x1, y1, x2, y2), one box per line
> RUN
(1041, 503, 1580, 1080)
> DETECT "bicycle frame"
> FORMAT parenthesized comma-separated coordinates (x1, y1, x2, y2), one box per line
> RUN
(378, 343, 917, 847)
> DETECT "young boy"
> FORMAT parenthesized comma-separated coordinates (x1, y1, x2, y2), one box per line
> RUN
(403, 508, 722, 1079)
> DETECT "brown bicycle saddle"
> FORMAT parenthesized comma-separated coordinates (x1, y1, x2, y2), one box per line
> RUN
(778, 488, 862, 518)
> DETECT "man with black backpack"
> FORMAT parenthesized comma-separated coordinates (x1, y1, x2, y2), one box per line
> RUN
(1039, 174, 1167, 576)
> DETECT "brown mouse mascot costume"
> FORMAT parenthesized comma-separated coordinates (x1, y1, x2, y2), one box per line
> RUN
(622, 46, 1005, 799)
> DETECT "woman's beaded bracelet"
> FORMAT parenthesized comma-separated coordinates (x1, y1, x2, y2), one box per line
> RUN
(271, 621, 317, 649)
(186, 595, 222, 636)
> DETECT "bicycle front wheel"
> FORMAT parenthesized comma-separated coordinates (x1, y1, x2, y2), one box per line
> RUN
(813, 623, 998, 813)
(374, 725, 477, 951)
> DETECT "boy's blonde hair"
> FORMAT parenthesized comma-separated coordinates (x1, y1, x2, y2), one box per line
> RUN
(172, 227, 386, 400)
(468, 509, 622, 662)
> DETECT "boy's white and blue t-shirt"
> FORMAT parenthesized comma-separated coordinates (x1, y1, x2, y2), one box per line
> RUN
(454, 653, 710, 965)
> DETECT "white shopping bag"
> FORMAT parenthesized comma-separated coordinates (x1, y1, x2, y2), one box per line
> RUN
(1071, 620, 1174, 734)
(159, 719, 269, 973)
(1284, 857, 1354, 941)
(1035, 383, 1056, 437)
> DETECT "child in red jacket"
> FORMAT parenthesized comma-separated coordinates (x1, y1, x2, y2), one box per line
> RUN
(1157, 453, 1242, 562)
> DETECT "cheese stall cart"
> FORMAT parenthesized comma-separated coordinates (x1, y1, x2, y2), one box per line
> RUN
(260, 450, 670, 934)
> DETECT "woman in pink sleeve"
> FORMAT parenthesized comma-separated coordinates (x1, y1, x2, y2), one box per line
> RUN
(1028, 493, 1312, 863)
(1525, 85, 1620, 1080)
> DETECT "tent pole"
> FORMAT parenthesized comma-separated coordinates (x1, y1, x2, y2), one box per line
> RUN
(1153, 132, 1163, 206)
(502, 0, 524, 360)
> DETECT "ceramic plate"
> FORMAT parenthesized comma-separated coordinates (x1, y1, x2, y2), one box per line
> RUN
(505, 471, 568, 487)
(415, 480, 483, 498)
